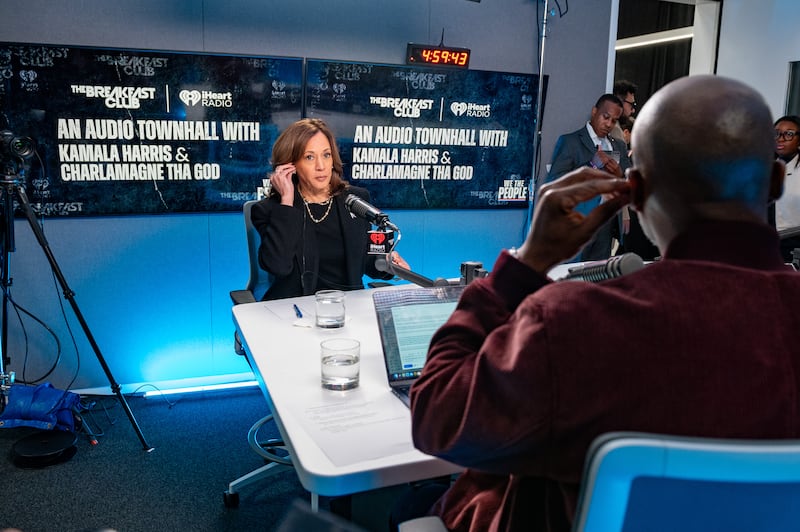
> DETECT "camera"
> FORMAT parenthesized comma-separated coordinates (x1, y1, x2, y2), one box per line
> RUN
(0, 130, 36, 161)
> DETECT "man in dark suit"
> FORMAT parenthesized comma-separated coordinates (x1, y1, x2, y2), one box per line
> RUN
(546, 94, 631, 261)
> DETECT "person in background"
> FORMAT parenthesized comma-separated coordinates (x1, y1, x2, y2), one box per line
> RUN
(610, 81, 638, 254)
(250, 118, 407, 300)
(616, 114, 634, 241)
(771, 115, 800, 262)
(616, 114, 659, 260)
(611, 79, 638, 142)
(409, 75, 797, 531)
(618, 114, 634, 157)
(545, 94, 631, 261)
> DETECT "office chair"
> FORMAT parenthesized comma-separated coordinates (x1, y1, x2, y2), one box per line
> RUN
(224, 199, 293, 508)
(230, 200, 270, 312)
(401, 431, 800, 531)
(573, 431, 800, 532)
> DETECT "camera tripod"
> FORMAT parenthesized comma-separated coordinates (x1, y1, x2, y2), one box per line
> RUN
(0, 171, 153, 452)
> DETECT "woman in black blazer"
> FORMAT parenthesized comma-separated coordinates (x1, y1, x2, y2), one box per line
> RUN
(250, 118, 407, 300)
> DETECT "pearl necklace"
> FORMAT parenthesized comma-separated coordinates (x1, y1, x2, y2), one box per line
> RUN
(302, 195, 333, 223)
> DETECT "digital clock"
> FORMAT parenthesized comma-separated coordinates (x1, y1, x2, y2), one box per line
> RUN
(406, 43, 471, 69)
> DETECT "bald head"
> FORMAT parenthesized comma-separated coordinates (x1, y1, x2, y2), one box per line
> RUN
(634, 75, 776, 210)
(630, 76, 783, 249)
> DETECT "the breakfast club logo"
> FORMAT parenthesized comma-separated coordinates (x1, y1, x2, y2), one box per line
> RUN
(179, 89, 233, 108)
(497, 177, 528, 202)
(369, 96, 434, 118)
(33, 201, 85, 216)
(326, 62, 373, 81)
(392, 70, 447, 90)
(70, 84, 156, 109)
(450, 101, 491, 118)
(16, 46, 69, 68)
(96, 54, 169, 76)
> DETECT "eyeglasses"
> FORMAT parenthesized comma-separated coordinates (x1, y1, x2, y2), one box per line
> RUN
(775, 130, 798, 141)
(623, 99, 637, 108)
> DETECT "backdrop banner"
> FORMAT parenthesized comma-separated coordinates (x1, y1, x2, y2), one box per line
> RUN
(0, 42, 303, 216)
(0, 45, 546, 215)
(305, 59, 546, 209)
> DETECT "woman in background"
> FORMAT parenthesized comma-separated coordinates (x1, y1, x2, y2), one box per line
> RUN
(772, 115, 800, 262)
(250, 118, 406, 300)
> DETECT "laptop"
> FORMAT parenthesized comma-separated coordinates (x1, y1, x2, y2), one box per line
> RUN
(372, 284, 465, 407)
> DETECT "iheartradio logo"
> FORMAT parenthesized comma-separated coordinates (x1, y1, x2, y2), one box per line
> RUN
(179, 90, 202, 106)
(450, 102, 468, 116)
(367, 229, 393, 254)
(450, 101, 491, 118)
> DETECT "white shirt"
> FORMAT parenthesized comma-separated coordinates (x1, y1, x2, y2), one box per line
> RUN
(586, 122, 612, 151)
(776, 153, 800, 232)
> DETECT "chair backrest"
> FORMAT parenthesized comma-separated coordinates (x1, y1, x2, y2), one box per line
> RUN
(242, 199, 271, 301)
(573, 432, 800, 532)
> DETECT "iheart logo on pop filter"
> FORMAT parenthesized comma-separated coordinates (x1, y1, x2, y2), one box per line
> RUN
(370, 233, 387, 245)
(179, 90, 202, 106)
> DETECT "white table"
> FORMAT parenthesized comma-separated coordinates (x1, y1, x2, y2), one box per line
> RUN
(232, 285, 462, 509)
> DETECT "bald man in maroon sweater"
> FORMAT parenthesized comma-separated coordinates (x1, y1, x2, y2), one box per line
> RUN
(410, 75, 799, 532)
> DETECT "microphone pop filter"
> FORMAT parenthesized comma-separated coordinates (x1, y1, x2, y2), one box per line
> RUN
(608, 253, 645, 277)
(561, 253, 645, 282)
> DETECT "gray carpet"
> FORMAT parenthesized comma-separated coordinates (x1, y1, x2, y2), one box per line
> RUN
(0, 387, 312, 531)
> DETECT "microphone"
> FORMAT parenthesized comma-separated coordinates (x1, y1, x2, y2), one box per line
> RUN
(344, 194, 398, 231)
(560, 253, 645, 282)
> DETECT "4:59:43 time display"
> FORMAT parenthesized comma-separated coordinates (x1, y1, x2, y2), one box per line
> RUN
(406, 44, 471, 69)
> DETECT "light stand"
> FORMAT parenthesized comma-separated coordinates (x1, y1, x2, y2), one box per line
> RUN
(0, 157, 152, 451)
(0, 172, 14, 410)
(528, 0, 550, 236)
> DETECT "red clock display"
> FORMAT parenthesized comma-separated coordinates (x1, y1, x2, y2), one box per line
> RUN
(406, 44, 471, 69)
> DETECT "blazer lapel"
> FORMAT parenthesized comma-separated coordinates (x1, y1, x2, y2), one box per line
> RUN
(578, 127, 597, 154)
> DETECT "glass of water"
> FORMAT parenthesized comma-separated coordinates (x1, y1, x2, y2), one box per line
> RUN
(320, 338, 360, 390)
(315, 289, 345, 328)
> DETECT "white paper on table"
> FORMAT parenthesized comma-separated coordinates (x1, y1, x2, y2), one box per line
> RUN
(295, 392, 414, 467)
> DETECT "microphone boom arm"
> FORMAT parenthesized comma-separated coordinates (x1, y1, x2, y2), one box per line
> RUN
(374, 254, 451, 288)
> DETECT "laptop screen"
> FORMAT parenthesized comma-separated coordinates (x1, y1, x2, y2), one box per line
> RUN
(372, 285, 465, 383)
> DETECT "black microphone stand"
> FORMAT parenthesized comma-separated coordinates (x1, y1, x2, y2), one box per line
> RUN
(0, 169, 153, 451)
(372, 221, 453, 288)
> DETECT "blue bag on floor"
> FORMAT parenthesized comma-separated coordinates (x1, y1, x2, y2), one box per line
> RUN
(0, 382, 81, 432)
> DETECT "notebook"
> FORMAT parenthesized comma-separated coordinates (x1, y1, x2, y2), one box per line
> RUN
(372, 284, 465, 407)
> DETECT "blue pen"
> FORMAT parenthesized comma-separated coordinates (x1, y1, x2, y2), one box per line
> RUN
(293, 304, 303, 318)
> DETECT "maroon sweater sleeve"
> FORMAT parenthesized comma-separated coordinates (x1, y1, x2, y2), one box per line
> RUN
(410, 250, 555, 474)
